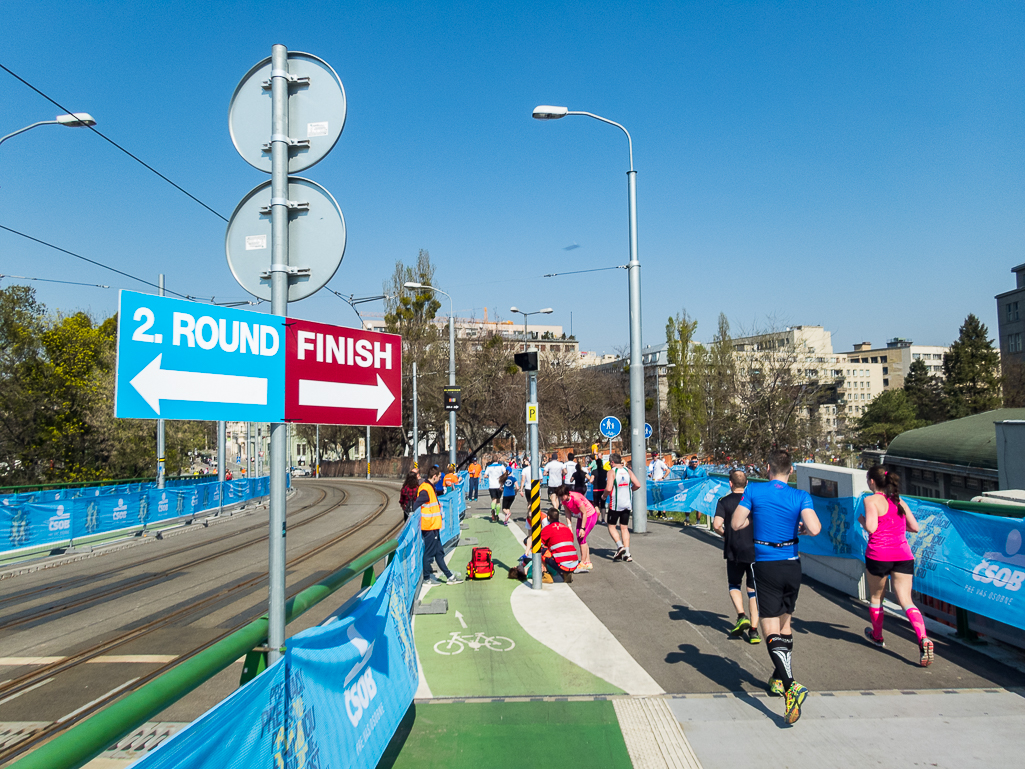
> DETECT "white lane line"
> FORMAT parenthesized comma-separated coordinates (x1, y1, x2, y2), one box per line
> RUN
(57, 678, 140, 724)
(0, 678, 54, 707)
(614, 698, 703, 769)
(0, 657, 64, 666)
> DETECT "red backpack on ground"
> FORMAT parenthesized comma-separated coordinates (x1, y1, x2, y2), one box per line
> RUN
(466, 547, 495, 579)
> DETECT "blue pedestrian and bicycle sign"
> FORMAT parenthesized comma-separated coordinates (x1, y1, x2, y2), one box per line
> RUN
(600, 416, 621, 439)
(644, 423, 653, 440)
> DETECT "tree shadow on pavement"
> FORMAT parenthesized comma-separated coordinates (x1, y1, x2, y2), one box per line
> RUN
(668, 603, 733, 636)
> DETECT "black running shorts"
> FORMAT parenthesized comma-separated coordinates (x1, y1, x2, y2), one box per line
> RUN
(607, 508, 631, 526)
(502, 495, 515, 510)
(752, 560, 802, 618)
(592, 490, 607, 510)
(726, 561, 755, 591)
(865, 557, 914, 578)
(489, 489, 502, 501)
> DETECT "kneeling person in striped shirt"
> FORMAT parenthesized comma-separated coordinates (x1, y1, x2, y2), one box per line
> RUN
(538, 508, 579, 583)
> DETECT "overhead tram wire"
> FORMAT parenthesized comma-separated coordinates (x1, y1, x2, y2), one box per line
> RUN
(0, 62, 228, 223)
(0, 273, 110, 289)
(448, 264, 624, 290)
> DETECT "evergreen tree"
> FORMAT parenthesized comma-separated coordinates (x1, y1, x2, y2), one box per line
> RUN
(903, 358, 945, 423)
(666, 311, 704, 453)
(942, 314, 1002, 419)
(855, 389, 924, 447)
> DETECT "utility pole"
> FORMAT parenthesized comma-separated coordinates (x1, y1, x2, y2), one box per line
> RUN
(412, 361, 418, 470)
(156, 274, 166, 489)
(315, 424, 320, 478)
(528, 363, 541, 589)
(217, 420, 225, 515)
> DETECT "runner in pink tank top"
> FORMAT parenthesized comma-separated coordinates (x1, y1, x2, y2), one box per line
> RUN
(555, 486, 597, 572)
(858, 466, 934, 667)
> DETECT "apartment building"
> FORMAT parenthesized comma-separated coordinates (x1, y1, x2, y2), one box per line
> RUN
(840, 339, 949, 391)
(361, 314, 580, 358)
(995, 262, 1025, 371)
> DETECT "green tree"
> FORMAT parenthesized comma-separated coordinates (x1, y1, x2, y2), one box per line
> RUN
(903, 358, 945, 424)
(698, 313, 737, 461)
(855, 389, 924, 447)
(942, 314, 1002, 419)
(666, 311, 704, 453)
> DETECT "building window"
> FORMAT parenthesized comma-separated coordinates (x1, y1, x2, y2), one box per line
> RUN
(1008, 301, 1020, 322)
(883, 378, 889, 387)
(1009, 333, 1023, 354)
(551, 345, 561, 352)
(871, 357, 878, 363)
(880, 356, 887, 363)
(966, 477, 980, 490)
(913, 353, 921, 360)
(882, 367, 888, 375)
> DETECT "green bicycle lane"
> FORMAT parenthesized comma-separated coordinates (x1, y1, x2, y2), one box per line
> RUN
(413, 512, 623, 698)
(379, 511, 633, 768)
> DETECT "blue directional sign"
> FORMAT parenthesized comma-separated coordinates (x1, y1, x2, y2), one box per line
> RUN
(644, 422, 653, 440)
(599, 416, 622, 439)
(115, 291, 285, 421)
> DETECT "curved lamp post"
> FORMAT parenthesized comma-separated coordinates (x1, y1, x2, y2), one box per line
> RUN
(404, 282, 457, 467)
(0, 113, 97, 148)
(532, 104, 647, 531)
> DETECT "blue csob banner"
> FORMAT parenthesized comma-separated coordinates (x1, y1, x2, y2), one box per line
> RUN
(648, 478, 1025, 631)
(133, 513, 425, 769)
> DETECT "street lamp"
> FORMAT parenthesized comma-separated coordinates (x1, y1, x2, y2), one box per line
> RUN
(532, 104, 647, 531)
(0, 113, 97, 148)
(509, 306, 554, 346)
(404, 281, 458, 467)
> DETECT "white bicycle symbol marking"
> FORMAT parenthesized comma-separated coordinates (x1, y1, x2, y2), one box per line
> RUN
(433, 631, 516, 655)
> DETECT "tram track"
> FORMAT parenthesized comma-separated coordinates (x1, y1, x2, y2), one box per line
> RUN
(0, 481, 402, 765)
(0, 484, 344, 629)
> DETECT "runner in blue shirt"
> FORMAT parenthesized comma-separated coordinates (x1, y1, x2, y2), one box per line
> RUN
(732, 449, 821, 725)
(681, 456, 709, 525)
(500, 464, 518, 525)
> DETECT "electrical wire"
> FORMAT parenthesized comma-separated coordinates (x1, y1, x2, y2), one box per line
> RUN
(0, 273, 109, 289)
(0, 223, 191, 298)
(0, 62, 229, 222)
(448, 264, 625, 289)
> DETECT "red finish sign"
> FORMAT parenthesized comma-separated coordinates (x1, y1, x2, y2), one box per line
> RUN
(285, 319, 403, 427)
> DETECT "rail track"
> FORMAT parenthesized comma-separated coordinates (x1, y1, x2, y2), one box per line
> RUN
(0, 480, 403, 765)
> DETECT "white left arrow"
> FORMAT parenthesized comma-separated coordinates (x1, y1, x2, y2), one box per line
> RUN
(130, 354, 268, 415)
(298, 374, 396, 420)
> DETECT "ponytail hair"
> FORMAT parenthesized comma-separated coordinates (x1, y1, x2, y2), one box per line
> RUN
(868, 465, 903, 515)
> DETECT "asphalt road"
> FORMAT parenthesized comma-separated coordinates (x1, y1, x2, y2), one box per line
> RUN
(0, 479, 402, 731)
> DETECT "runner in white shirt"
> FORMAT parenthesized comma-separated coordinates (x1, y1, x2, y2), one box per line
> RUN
(647, 451, 669, 482)
(482, 456, 507, 521)
(543, 454, 564, 504)
(606, 452, 641, 562)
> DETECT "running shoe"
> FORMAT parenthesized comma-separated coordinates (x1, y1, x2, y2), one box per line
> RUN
(445, 574, 464, 585)
(582, 561, 593, 571)
(427, 574, 446, 586)
(746, 628, 761, 645)
(863, 627, 885, 648)
(612, 546, 625, 562)
(919, 637, 935, 667)
(574, 563, 589, 573)
(784, 682, 808, 724)
(767, 677, 785, 697)
(729, 615, 752, 637)
(622, 552, 633, 562)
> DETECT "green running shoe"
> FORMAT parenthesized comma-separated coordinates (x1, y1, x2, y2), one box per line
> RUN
(784, 682, 809, 725)
(729, 615, 752, 636)
(746, 628, 761, 644)
(768, 677, 785, 697)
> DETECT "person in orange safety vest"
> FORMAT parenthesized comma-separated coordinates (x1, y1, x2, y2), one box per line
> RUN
(410, 466, 463, 585)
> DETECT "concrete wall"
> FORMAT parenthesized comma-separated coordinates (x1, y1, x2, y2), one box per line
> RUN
(794, 463, 868, 600)
(996, 421, 1025, 491)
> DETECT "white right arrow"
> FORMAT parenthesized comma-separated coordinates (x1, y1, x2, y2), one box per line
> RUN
(130, 354, 268, 415)
(298, 374, 396, 420)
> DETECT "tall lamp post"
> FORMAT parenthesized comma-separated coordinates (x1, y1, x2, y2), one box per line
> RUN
(532, 105, 647, 531)
(404, 282, 457, 467)
(0, 113, 96, 148)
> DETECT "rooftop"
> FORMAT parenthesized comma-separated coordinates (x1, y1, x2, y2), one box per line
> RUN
(886, 408, 1025, 470)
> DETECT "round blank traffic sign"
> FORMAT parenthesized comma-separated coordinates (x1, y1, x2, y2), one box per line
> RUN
(229, 51, 346, 173)
(225, 177, 346, 302)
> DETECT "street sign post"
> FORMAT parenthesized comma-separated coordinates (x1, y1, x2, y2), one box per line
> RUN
(115, 291, 285, 422)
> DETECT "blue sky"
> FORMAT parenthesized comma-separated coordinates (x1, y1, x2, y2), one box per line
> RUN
(2, 1, 1022, 356)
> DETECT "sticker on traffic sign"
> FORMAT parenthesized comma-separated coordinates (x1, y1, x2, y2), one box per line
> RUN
(600, 416, 621, 439)
(284, 318, 402, 427)
(526, 404, 538, 424)
(644, 423, 652, 440)
(115, 291, 285, 422)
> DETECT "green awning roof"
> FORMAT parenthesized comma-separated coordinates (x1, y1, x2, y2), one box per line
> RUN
(886, 409, 1025, 470)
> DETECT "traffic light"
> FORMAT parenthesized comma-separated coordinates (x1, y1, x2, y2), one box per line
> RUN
(514, 351, 539, 372)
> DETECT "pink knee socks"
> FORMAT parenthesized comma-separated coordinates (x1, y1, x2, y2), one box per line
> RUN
(905, 606, 927, 643)
(869, 603, 884, 640)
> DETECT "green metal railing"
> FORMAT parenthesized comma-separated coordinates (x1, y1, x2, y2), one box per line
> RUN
(11, 539, 399, 769)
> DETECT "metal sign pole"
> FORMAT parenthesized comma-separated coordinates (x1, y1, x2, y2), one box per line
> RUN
(366, 425, 371, 479)
(156, 274, 166, 490)
(267, 43, 290, 666)
(412, 361, 418, 470)
(315, 424, 320, 478)
(528, 367, 542, 589)
(217, 420, 225, 515)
